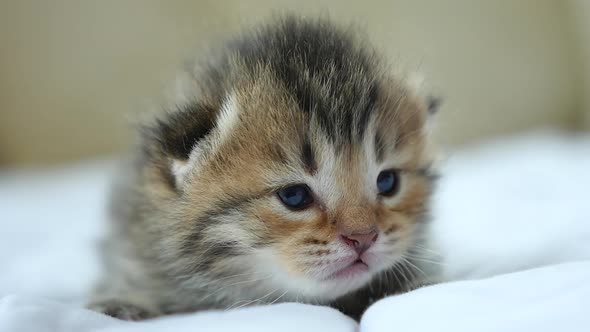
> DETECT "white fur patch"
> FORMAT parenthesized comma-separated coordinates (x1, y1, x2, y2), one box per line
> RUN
(252, 247, 373, 302)
(216, 93, 240, 144)
(171, 159, 192, 188)
(311, 134, 342, 209)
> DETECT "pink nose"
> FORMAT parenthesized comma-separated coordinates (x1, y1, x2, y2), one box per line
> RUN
(341, 230, 378, 254)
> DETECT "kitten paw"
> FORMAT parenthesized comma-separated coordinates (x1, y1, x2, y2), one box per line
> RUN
(87, 300, 157, 321)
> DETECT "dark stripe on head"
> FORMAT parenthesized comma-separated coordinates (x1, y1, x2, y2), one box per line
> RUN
(301, 138, 317, 175)
(224, 16, 381, 148)
(356, 83, 379, 138)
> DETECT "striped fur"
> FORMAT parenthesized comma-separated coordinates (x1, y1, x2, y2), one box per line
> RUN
(89, 16, 441, 321)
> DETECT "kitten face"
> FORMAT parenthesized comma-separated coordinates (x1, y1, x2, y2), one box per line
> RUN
(155, 75, 436, 303)
(139, 17, 439, 308)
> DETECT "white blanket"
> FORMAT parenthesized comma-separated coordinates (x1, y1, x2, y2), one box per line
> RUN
(0, 297, 356, 332)
(1, 131, 590, 331)
(362, 261, 590, 332)
(2, 261, 589, 332)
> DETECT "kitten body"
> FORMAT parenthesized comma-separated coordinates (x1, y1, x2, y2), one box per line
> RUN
(89, 16, 441, 320)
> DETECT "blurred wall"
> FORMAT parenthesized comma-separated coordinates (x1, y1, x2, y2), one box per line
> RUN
(569, 0, 590, 130)
(0, 0, 581, 166)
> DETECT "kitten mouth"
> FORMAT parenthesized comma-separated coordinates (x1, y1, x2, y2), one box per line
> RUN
(326, 259, 369, 280)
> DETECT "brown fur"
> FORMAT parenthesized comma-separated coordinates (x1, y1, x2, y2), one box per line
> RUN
(89, 16, 441, 321)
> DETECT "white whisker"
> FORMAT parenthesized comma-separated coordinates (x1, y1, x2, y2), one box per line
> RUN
(200, 274, 274, 302)
(226, 289, 278, 310)
(270, 290, 289, 305)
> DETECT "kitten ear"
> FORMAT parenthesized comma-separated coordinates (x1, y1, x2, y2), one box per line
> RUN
(423, 95, 442, 133)
(142, 92, 240, 191)
(426, 95, 443, 116)
(155, 103, 217, 160)
(405, 72, 442, 119)
(141, 102, 217, 190)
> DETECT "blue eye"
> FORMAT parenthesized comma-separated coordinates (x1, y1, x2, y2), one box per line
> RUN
(277, 184, 313, 210)
(377, 170, 399, 196)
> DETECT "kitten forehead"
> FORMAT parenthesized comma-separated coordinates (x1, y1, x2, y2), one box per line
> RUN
(226, 17, 383, 148)
(159, 16, 431, 184)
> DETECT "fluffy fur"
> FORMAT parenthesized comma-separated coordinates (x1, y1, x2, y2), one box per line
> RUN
(89, 16, 441, 321)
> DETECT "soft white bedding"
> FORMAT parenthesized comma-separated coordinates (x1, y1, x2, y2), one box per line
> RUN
(1, 131, 589, 331)
(362, 261, 590, 332)
(0, 297, 356, 332)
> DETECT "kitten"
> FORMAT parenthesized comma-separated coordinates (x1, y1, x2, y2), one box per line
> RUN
(88, 16, 441, 321)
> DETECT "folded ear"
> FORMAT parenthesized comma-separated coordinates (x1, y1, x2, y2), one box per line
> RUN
(405, 71, 442, 120)
(153, 104, 217, 160)
(141, 101, 218, 190)
(426, 95, 442, 116)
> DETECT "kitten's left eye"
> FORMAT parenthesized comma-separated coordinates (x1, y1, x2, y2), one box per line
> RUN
(277, 184, 314, 210)
(377, 170, 399, 196)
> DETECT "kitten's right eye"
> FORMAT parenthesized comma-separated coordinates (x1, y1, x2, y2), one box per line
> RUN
(277, 185, 314, 210)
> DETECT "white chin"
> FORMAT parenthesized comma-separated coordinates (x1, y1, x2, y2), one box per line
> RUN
(252, 249, 394, 302)
(318, 273, 375, 299)
(286, 256, 404, 301)
(282, 268, 376, 302)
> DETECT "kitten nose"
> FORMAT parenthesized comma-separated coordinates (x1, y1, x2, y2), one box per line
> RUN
(340, 230, 378, 254)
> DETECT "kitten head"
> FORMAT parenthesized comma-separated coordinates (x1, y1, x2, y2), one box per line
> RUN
(141, 17, 440, 306)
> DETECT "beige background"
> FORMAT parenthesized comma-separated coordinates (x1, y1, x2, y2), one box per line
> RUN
(1, 0, 588, 166)
(570, 0, 590, 129)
